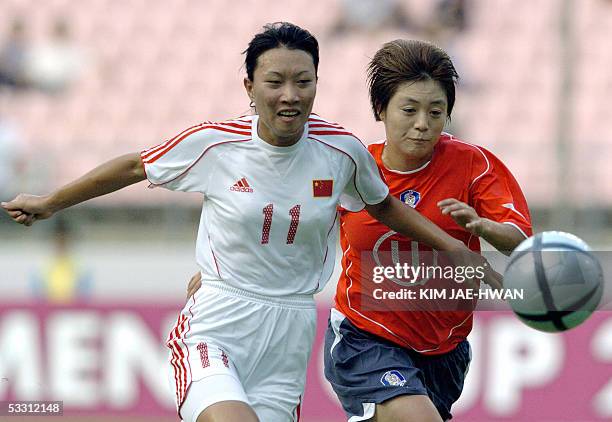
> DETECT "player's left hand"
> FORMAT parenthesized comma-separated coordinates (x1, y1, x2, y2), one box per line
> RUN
(449, 246, 504, 291)
(438, 198, 485, 236)
(186, 271, 202, 299)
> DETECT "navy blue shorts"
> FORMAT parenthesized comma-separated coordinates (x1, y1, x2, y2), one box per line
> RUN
(324, 309, 471, 421)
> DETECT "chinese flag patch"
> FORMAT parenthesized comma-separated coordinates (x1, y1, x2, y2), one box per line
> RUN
(313, 179, 333, 197)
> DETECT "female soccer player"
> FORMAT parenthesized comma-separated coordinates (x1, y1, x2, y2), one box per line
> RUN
(323, 40, 532, 422)
(1, 24, 496, 422)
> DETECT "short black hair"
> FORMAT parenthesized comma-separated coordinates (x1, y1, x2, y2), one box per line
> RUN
(367, 40, 459, 121)
(244, 22, 319, 81)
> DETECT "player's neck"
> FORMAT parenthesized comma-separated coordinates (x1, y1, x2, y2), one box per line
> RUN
(257, 120, 303, 147)
(382, 144, 431, 172)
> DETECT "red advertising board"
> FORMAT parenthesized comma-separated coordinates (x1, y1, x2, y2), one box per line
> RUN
(1, 302, 611, 421)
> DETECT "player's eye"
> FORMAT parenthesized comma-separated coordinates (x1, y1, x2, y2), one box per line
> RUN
(402, 108, 416, 114)
(430, 110, 443, 118)
(266, 80, 281, 85)
(298, 79, 312, 84)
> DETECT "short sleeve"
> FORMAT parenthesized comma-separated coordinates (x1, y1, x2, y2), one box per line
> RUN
(140, 124, 224, 193)
(470, 148, 533, 239)
(339, 141, 389, 211)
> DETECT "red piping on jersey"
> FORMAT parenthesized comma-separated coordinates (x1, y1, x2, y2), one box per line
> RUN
(167, 314, 189, 410)
(233, 115, 253, 123)
(175, 295, 196, 418)
(142, 125, 251, 164)
(308, 117, 343, 127)
(309, 123, 341, 128)
(308, 136, 369, 205)
(173, 316, 188, 398)
(310, 130, 354, 136)
(142, 123, 204, 160)
(167, 315, 185, 406)
(208, 234, 222, 278)
(172, 316, 188, 403)
(147, 138, 252, 187)
(316, 212, 339, 292)
(203, 125, 251, 136)
(309, 125, 373, 155)
(140, 153, 150, 181)
(216, 121, 251, 130)
(308, 119, 347, 129)
(143, 125, 251, 163)
(142, 124, 206, 162)
(168, 342, 180, 404)
(308, 121, 353, 136)
(176, 318, 189, 405)
(322, 212, 338, 265)
(294, 395, 302, 421)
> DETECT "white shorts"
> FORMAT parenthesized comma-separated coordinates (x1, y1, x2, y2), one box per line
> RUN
(166, 280, 316, 422)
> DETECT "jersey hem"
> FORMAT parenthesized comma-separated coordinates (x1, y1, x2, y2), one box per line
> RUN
(200, 280, 315, 309)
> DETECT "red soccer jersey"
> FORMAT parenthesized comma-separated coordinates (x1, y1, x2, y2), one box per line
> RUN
(334, 134, 533, 355)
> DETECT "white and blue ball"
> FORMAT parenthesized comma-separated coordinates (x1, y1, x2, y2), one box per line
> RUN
(504, 231, 604, 332)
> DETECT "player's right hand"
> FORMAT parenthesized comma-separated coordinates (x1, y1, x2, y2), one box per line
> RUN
(1, 194, 54, 226)
(186, 271, 202, 299)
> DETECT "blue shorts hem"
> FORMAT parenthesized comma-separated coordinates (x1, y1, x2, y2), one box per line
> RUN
(343, 389, 430, 420)
(370, 388, 429, 404)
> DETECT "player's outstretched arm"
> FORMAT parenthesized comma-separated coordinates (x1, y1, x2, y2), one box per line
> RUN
(366, 195, 503, 290)
(437, 198, 525, 255)
(1, 153, 146, 226)
(365, 195, 465, 252)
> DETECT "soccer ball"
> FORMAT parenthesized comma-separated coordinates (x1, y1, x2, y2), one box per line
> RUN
(504, 231, 604, 332)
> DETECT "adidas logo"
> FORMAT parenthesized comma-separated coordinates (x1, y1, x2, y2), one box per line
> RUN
(230, 177, 254, 193)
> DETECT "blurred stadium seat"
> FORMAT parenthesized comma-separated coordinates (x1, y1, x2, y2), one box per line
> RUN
(0, 0, 610, 207)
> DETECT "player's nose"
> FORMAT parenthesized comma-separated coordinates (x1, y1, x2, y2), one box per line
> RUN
(413, 111, 429, 131)
(280, 83, 300, 104)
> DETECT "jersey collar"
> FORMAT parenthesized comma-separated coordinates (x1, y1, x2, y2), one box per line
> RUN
(380, 141, 433, 175)
(251, 115, 307, 153)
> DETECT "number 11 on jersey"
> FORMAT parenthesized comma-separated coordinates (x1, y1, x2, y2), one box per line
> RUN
(261, 204, 301, 245)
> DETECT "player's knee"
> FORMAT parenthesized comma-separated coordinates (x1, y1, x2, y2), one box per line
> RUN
(196, 400, 259, 422)
(372, 394, 442, 422)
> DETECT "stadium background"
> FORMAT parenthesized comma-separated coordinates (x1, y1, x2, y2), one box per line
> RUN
(0, 0, 611, 421)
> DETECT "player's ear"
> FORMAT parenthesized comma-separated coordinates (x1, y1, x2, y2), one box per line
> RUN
(244, 77, 254, 102)
(379, 108, 386, 122)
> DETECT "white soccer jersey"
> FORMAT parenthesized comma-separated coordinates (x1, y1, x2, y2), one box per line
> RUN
(142, 114, 389, 296)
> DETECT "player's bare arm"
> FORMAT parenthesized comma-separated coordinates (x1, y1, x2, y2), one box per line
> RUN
(366, 195, 503, 290)
(437, 198, 525, 254)
(1, 153, 146, 226)
(365, 194, 465, 252)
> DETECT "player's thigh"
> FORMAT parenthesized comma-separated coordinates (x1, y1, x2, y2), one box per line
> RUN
(180, 368, 251, 422)
(416, 339, 472, 421)
(244, 303, 316, 421)
(197, 400, 259, 422)
(373, 394, 442, 422)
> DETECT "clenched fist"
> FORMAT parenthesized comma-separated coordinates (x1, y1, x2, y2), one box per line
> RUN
(1, 194, 55, 226)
